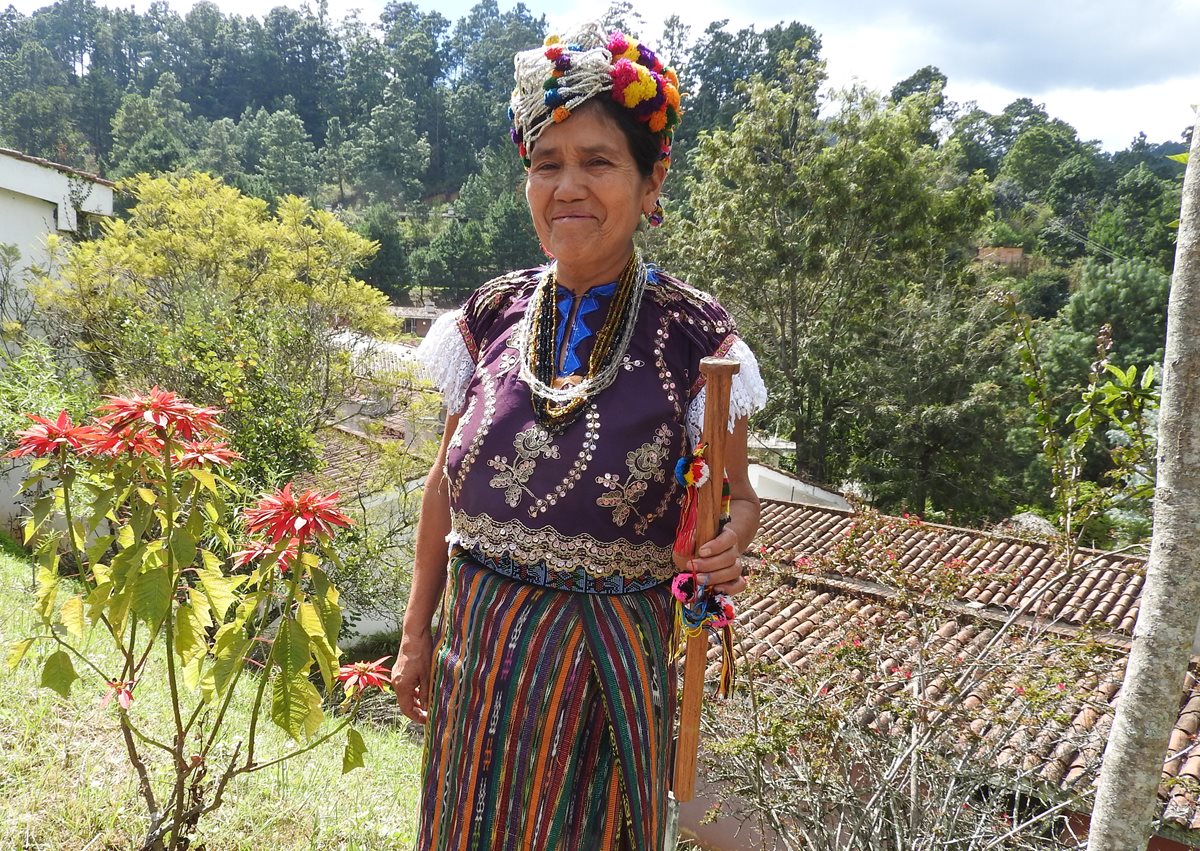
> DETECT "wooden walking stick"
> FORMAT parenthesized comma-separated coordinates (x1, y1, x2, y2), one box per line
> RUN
(664, 357, 740, 847)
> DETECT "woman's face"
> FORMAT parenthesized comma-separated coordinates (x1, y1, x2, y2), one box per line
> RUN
(525, 104, 665, 284)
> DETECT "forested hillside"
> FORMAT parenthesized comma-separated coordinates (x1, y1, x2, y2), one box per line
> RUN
(0, 0, 1188, 532)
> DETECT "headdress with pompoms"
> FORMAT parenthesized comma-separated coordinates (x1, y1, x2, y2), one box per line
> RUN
(509, 23, 683, 179)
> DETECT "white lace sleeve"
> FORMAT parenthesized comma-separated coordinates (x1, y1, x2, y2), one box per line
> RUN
(685, 338, 768, 448)
(414, 310, 474, 415)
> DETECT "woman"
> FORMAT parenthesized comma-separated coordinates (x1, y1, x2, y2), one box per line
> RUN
(391, 24, 767, 851)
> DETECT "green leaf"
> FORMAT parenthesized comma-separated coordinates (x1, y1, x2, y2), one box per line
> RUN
(136, 487, 157, 505)
(131, 566, 172, 628)
(130, 498, 152, 538)
(85, 535, 115, 567)
(35, 567, 59, 622)
(87, 486, 114, 530)
(211, 623, 251, 699)
(40, 650, 78, 698)
(29, 457, 51, 473)
(59, 595, 86, 643)
(271, 672, 324, 741)
(198, 565, 244, 622)
(273, 618, 312, 683)
(342, 727, 367, 774)
(31, 492, 55, 532)
(85, 582, 112, 623)
(298, 602, 338, 691)
(1168, 152, 1189, 164)
(110, 543, 145, 590)
(181, 653, 205, 692)
(6, 638, 34, 670)
(170, 528, 197, 570)
(175, 603, 206, 666)
(309, 567, 342, 649)
(107, 587, 133, 635)
(190, 467, 218, 494)
(188, 587, 214, 631)
(116, 523, 136, 550)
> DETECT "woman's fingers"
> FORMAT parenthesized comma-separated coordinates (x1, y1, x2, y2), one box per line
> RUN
(713, 575, 747, 596)
(392, 641, 432, 724)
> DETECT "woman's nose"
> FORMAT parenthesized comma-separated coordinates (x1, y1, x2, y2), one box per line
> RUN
(552, 165, 587, 200)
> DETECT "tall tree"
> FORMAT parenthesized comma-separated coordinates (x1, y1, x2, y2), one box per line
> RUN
(0, 41, 88, 163)
(109, 71, 195, 177)
(257, 107, 318, 199)
(1086, 120, 1200, 851)
(659, 54, 992, 495)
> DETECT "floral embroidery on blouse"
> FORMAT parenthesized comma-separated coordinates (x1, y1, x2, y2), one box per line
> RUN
(594, 423, 674, 530)
(488, 424, 561, 507)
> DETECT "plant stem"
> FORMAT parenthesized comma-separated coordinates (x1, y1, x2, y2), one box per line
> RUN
(245, 549, 302, 769)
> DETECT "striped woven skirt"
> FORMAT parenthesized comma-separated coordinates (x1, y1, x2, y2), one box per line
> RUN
(416, 553, 676, 851)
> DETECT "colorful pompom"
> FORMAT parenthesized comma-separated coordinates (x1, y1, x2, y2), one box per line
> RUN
(606, 32, 629, 55)
(552, 106, 571, 123)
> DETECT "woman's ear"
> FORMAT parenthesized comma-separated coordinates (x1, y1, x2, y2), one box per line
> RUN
(643, 161, 667, 215)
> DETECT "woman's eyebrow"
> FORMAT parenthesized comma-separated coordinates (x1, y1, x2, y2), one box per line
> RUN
(532, 142, 623, 160)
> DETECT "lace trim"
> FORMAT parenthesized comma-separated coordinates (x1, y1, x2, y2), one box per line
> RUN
(448, 510, 676, 581)
(414, 310, 475, 415)
(685, 338, 769, 448)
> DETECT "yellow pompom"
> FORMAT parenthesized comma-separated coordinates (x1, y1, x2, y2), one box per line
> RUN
(544, 34, 561, 45)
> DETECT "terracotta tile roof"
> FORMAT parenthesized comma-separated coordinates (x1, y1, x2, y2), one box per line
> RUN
(754, 500, 1146, 634)
(292, 426, 385, 498)
(728, 500, 1200, 833)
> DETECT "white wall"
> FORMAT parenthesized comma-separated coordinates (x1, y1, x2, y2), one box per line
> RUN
(0, 188, 59, 272)
(748, 463, 852, 510)
(0, 153, 114, 534)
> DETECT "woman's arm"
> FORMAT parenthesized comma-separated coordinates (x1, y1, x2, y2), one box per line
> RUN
(675, 415, 760, 595)
(391, 412, 461, 723)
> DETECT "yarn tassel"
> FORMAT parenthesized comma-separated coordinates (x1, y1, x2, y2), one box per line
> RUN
(716, 624, 736, 699)
(673, 444, 710, 557)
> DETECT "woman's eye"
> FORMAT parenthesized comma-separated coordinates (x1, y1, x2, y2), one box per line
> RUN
(589, 158, 611, 167)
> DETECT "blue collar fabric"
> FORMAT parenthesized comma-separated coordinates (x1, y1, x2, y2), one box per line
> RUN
(554, 281, 617, 377)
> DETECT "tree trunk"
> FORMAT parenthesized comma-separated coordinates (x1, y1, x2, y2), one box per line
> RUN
(1086, 117, 1200, 850)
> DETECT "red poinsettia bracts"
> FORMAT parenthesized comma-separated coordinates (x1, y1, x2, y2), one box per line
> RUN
(97, 387, 223, 440)
(83, 425, 166, 458)
(231, 538, 299, 573)
(176, 439, 241, 469)
(7, 411, 105, 458)
(243, 483, 352, 544)
(337, 657, 391, 698)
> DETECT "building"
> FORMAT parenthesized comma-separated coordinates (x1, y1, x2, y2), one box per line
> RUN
(0, 147, 113, 272)
(680, 500, 1200, 850)
(1, 148, 114, 534)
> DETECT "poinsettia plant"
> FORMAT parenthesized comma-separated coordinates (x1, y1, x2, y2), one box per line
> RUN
(6, 389, 388, 851)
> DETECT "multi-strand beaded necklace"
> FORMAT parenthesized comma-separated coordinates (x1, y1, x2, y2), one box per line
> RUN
(517, 252, 648, 432)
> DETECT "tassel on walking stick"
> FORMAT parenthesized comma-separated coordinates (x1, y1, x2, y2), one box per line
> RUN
(664, 357, 740, 848)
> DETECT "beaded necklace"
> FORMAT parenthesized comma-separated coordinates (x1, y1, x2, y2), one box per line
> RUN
(517, 252, 648, 432)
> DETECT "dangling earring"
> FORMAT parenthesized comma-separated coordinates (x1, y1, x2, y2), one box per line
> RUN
(540, 241, 556, 259)
(646, 199, 665, 228)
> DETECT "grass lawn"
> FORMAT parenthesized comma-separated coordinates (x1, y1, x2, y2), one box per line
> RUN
(0, 535, 424, 850)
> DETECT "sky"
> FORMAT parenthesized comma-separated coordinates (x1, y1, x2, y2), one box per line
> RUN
(10, 0, 1200, 151)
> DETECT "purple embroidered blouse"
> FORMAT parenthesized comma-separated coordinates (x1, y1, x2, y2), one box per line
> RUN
(417, 265, 766, 594)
